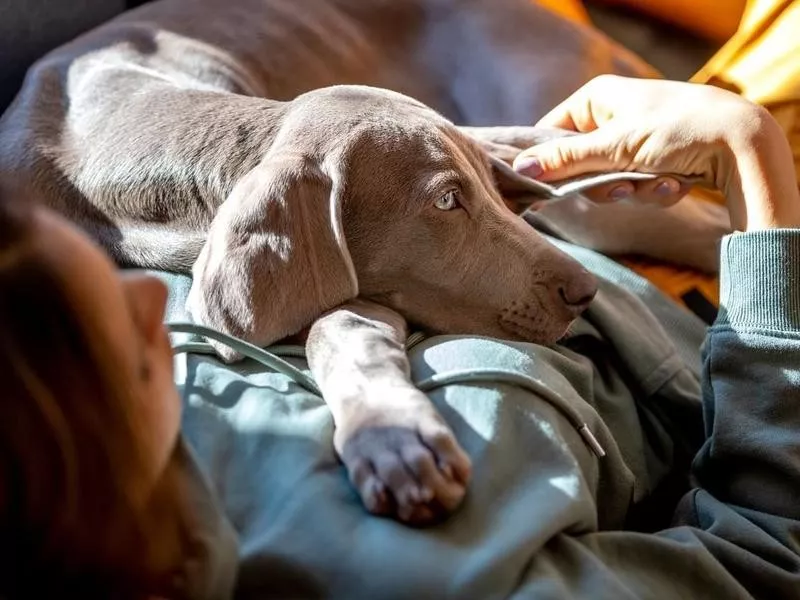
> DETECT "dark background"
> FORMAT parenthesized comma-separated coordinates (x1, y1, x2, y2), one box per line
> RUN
(0, 0, 716, 117)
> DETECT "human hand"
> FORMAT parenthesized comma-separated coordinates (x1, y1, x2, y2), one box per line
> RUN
(513, 75, 800, 231)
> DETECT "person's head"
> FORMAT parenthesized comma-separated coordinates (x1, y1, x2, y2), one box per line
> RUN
(0, 197, 183, 596)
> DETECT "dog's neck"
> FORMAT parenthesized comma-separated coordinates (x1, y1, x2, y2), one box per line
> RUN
(214, 100, 289, 199)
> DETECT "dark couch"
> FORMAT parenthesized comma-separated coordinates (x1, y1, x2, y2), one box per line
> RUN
(0, 1, 712, 119)
(0, 0, 154, 113)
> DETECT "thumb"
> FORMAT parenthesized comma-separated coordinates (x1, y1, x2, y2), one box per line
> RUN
(512, 129, 624, 182)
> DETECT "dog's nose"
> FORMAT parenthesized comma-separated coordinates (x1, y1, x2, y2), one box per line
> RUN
(558, 272, 598, 312)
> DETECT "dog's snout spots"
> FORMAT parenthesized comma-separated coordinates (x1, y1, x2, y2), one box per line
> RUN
(497, 274, 596, 344)
(499, 299, 551, 341)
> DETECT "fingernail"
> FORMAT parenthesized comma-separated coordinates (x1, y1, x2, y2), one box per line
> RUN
(655, 178, 680, 195)
(609, 185, 632, 200)
(513, 156, 543, 178)
(373, 481, 387, 503)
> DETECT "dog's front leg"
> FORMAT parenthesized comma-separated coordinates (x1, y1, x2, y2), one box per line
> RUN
(307, 299, 471, 526)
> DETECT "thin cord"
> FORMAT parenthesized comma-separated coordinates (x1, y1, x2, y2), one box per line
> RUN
(167, 322, 605, 457)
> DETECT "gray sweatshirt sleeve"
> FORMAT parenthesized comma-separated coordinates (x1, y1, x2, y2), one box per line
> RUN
(692, 230, 800, 520)
(517, 230, 800, 600)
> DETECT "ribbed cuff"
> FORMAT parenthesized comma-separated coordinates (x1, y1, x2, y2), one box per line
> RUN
(719, 230, 800, 331)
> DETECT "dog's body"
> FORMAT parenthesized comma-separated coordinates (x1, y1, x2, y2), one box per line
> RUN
(0, 0, 730, 524)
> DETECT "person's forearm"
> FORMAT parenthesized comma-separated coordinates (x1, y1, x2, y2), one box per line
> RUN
(722, 105, 800, 231)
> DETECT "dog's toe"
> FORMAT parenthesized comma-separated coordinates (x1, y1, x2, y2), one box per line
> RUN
(373, 448, 425, 508)
(419, 425, 473, 487)
(399, 441, 465, 513)
(350, 458, 393, 516)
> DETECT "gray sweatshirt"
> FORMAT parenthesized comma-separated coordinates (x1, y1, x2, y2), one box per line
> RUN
(169, 229, 800, 599)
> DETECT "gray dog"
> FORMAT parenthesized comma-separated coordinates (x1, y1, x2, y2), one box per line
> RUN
(0, 0, 730, 524)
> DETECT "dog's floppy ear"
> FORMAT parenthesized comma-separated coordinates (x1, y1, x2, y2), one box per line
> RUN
(461, 126, 577, 214)
(186, 154, 358, 361)
(488, 155, 553, 215)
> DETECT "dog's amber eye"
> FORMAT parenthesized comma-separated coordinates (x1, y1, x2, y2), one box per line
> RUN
(434, 190, 460, 211)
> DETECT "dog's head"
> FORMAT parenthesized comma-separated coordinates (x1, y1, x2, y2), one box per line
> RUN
(188, 86, 596, 357)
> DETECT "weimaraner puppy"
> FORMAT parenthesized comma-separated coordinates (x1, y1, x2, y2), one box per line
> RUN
(0, 0, 730, 525)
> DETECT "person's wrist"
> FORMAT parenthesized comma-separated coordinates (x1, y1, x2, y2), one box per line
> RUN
(717, 103, 800, 231)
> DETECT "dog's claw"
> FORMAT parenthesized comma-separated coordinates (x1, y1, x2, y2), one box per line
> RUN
(418, 486, 434, 503)
(439, 463, 454, 480)
(369, 480, 390, 514)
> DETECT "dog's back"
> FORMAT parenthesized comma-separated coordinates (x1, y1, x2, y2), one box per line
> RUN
(0, 0, 653, 270)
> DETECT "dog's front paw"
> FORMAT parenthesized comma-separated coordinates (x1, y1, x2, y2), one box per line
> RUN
(335, 396, 472, 526)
